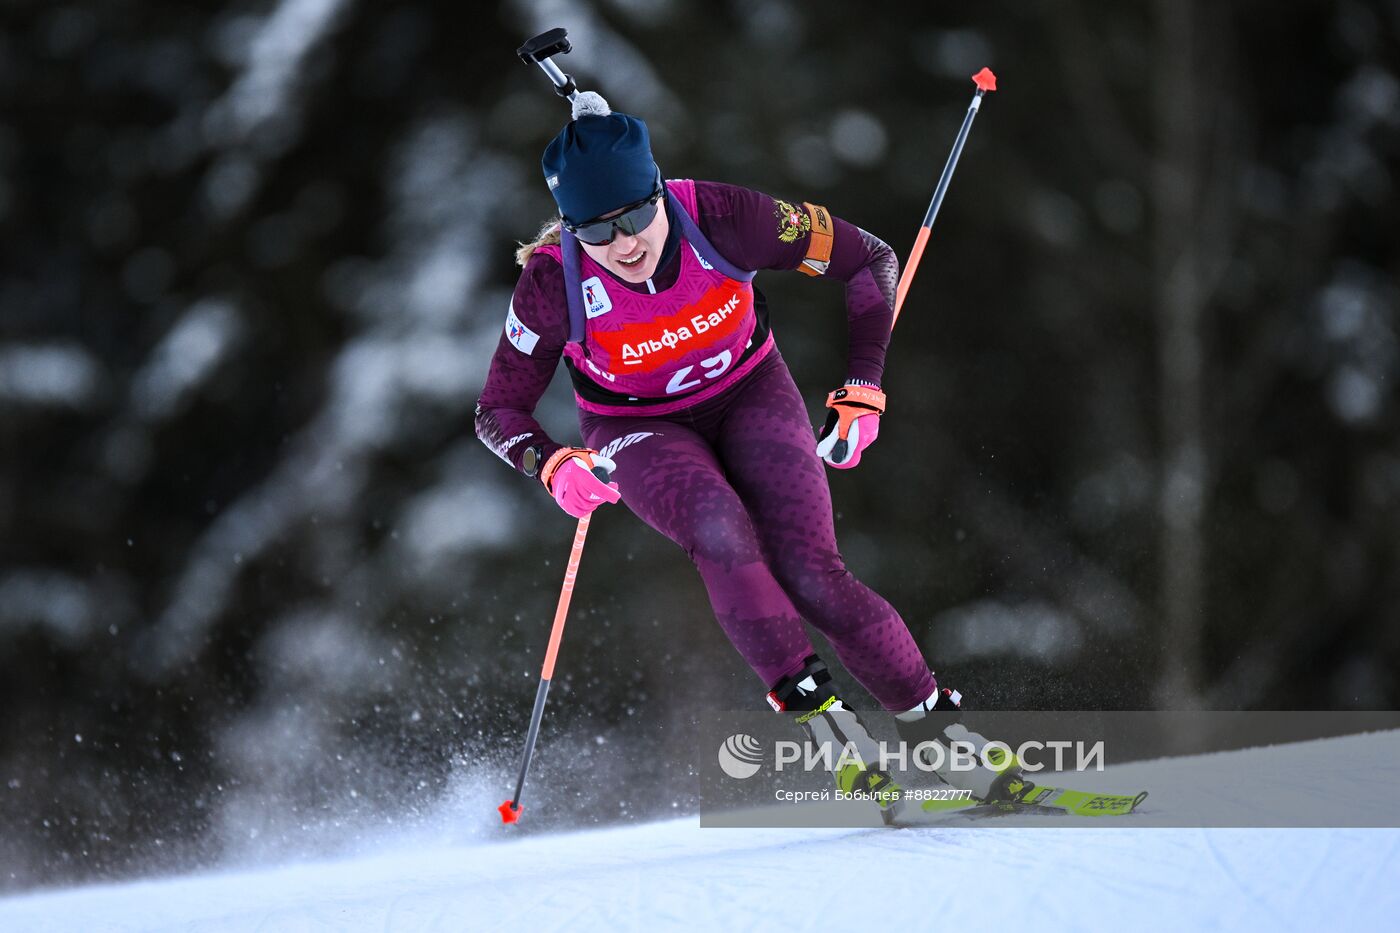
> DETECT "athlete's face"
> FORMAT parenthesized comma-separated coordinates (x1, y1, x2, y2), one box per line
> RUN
(579, 199, 669, 284)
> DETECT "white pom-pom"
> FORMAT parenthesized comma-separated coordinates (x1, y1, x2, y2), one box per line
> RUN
(571, 91, 612, 120)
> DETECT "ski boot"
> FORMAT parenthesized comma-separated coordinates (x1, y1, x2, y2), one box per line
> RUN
(767, 655, 903, 823)
(894, 683, 1036, 807)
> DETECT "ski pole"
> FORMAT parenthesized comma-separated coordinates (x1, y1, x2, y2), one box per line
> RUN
(499, 466, 610, 825)
(892, 67, 998, 329)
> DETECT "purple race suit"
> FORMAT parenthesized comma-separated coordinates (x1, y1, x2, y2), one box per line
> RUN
(475, 179, 936, 710)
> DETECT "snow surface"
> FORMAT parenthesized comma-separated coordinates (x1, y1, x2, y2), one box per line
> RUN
(3, 732, 1398, 932)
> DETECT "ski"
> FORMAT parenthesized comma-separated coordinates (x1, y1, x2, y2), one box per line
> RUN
(890, 784, 1148, 825)
(1006, 784, 1149, 817)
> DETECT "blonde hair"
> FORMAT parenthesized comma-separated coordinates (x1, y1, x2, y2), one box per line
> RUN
(515, 217, 563, 267)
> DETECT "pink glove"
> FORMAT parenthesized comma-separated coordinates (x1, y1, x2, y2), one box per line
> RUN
(540, 447, 620, 518)
(815, 384, 886, 469)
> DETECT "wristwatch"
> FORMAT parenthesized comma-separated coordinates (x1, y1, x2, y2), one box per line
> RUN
(521, 444, 545, 477)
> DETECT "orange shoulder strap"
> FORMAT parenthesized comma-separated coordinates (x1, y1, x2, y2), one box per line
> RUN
(798, 201, 834, 276)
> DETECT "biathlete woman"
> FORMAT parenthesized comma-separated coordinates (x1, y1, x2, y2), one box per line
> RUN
(475, 93, 1015, 809)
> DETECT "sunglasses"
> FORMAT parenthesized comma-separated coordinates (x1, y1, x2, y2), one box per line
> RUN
(564, 184, 666, 246)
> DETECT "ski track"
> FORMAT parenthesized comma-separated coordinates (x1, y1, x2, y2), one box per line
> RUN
(3, 734, 1399, 932)
(2, 825, 1395, 932)
(1201, 828, 1291, 929)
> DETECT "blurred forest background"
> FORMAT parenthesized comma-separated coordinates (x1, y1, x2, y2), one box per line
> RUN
(1, 0, 1397, 892)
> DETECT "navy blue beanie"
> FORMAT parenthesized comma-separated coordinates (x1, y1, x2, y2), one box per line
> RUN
(542, 92, 659, 225)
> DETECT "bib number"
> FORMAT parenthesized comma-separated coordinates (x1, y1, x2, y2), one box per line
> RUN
(665, 350, 733, 395)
